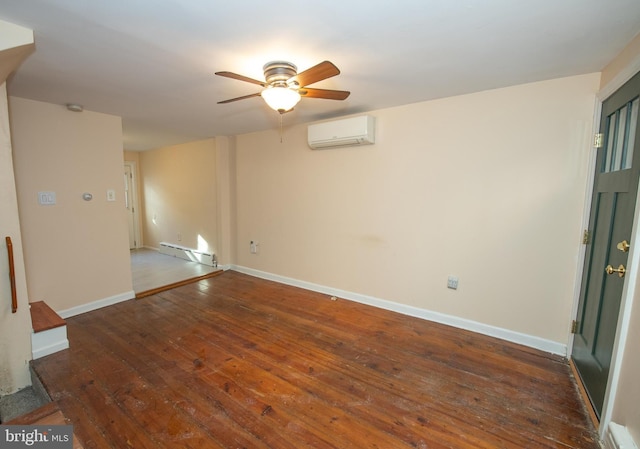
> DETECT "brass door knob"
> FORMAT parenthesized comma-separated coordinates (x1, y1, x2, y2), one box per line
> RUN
(617, 240, 630, 252)
(605, 264, 626, 278)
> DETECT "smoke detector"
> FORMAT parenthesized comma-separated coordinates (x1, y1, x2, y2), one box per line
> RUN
(66, 103, 83, 112)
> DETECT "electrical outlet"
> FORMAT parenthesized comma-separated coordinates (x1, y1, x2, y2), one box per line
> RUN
(38, 191, 56, 205)
(447, 276, 459, 290)
(250, 241, 258, 254)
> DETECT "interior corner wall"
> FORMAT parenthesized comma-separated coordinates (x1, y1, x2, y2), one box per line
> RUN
(600, 32, 640, 89)
(123, 150, 140, 164)
(9, 97, 133, 312)
(235, 73, 600, 346)
(214, 136, 237, 267)
(139, 139, 218, 256)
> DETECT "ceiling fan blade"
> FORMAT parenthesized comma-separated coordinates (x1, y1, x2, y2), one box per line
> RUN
(298, 87, 350, 100)
(215, 71, 266, 87)
(289, 61, 340, 87)
(217, 92, 262, 104)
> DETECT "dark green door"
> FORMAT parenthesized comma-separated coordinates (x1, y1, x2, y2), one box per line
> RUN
(572, 71, 640, 419)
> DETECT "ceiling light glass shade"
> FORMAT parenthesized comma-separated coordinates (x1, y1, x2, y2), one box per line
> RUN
(261, 86, 301, 112)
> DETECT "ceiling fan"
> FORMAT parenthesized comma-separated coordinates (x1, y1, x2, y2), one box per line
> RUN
(215, 60, 350, 113)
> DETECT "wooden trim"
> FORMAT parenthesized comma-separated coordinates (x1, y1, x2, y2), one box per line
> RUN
(569, 358, 600, 429)
(6, 401, 58, 425)
(5, 236, 17, 313)
(135, 270, 223, 299)
(7, 402, 85, 449)
(30, 301, 66, 333)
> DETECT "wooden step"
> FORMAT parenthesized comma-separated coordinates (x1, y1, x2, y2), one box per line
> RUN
(29, 301, 69, 359)
(7, 402, 84, 448)
(30, 301, 66, 333)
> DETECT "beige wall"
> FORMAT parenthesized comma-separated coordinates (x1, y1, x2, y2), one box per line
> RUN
(601, 33, 640, 89)
(139, 139, 218, 255)
(0, 20, 34, 395)
(602, 35, 640, 445)
(123, 150, 140, 165)
(214, 136, 237, 267)
(235, 73, 600, 345)
(0, 84, 32, 394)
(9, 97, 133, 312)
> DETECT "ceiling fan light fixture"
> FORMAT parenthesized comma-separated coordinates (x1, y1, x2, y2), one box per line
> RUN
(261, 86, 301, 113)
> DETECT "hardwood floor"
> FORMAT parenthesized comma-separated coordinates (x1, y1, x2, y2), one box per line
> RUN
(32, 272, 600, 448)
(130, 248, 221, 296)
(7, 402, 84, 449)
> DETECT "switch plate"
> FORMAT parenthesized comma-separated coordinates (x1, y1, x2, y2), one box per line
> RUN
(38, 191, 56, 205)
(107, 189, 116, 202)
(447, 276, 459, 290)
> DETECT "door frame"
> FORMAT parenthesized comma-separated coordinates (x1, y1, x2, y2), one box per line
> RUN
(568, 56, 640, 440)
(124, 160, 142, 249)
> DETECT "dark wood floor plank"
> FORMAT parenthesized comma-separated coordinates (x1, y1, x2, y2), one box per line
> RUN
(153, 288, 515, 448)
(75, 296, 332, 449)
(157, 284, 590, 449)
(32, 271, 600, 449)
(148, 278, 596, 445)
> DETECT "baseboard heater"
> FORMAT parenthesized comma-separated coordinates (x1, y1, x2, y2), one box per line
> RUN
(158, 242, 216, 267)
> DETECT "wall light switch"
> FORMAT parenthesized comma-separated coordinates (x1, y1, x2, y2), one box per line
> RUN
(38, 191, 56, 205)
(106, 189, 116, 202)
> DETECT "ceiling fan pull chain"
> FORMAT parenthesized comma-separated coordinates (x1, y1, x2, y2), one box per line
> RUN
(279, 112, 283, 143)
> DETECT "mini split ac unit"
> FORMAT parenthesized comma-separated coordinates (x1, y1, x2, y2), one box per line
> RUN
(307, 115, 375, 150)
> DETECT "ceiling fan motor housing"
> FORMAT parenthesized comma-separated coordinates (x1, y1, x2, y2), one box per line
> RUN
(216, 60, 349, 105)
(263, 61, 298, 86)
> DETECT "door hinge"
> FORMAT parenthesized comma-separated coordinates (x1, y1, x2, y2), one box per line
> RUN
(571, 320, 579, 334)
(582, 230, 591, 245)
(594, 133, 604, 149)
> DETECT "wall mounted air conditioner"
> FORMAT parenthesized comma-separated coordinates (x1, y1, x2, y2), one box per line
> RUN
(308, 115, 375, 150)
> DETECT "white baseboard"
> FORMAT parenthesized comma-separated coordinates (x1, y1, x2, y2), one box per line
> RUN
(605, 422, 638, 449)
(58, 290, 135, 319)
(31, 326, 69, 359)
(230, 265, 566, 356)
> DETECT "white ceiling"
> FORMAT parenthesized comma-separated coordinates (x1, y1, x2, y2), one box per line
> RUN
(1, 0, 639, 150)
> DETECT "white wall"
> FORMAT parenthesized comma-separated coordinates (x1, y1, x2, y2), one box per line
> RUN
(235, 73, 600, 348)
